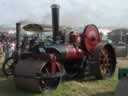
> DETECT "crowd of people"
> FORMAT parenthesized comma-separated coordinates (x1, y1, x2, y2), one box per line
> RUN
(0, 33, 16, 59)
(0, 31, 66, 61)
(0, 33, 42, 61)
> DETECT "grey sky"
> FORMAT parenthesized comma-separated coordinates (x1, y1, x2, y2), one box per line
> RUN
(0, 0, 128, 27)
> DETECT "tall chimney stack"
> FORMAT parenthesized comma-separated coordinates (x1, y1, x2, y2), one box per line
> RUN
(51, 4, 60, 42)
(16, 22, 21, 59)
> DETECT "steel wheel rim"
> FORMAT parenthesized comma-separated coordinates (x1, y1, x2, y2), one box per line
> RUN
(99, 47, 111, 77)
(39, 62, 62, 91)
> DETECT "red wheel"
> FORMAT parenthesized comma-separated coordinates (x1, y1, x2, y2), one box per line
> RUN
(82, 24, 100, 53)
(39, 61, 63, 92)
(91, 43, 117, 79)
(99, 47, 111, 77)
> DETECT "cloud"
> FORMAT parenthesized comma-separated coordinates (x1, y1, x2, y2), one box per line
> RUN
(0, 0, 128, 27)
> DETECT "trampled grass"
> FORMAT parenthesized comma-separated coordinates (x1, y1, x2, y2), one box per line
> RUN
(0, 57, 124, 96)
(38, 71, 118, 96)
(0, 69, 118, 96)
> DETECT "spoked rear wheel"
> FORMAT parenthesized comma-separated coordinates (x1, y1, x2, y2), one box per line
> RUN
(93, 43, 117, 79)
(99, 48, 112, 78)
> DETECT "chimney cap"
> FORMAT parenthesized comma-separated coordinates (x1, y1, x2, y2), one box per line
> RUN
(51, 4, 60, 8)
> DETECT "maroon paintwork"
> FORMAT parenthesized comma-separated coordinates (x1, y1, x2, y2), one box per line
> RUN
(83, 24, 100, 52)
(65, 44, 84, 60)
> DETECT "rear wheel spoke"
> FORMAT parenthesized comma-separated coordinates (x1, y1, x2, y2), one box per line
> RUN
(39, 62, 62, 91)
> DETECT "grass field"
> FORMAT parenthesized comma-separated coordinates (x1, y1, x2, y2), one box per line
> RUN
(0, 58, 127, 96)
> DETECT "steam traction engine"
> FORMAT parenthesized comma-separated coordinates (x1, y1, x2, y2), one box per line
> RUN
(2, 4, 117, 92)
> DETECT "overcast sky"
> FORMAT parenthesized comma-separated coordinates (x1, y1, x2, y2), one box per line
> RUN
(0, 0, 128, 27)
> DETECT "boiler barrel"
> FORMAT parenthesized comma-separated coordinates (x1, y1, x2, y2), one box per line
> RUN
(46, 44, 84, 60)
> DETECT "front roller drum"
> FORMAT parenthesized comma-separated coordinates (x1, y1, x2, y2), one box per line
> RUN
(14, 58, 63, 92)
(91, 43, 117, 79)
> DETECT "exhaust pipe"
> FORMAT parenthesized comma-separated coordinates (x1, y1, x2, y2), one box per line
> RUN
(16, 22, 21, 59)
(51, 4, 60, 42)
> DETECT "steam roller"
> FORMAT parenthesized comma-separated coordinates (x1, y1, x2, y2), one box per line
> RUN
(2, 4, 117, 93)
